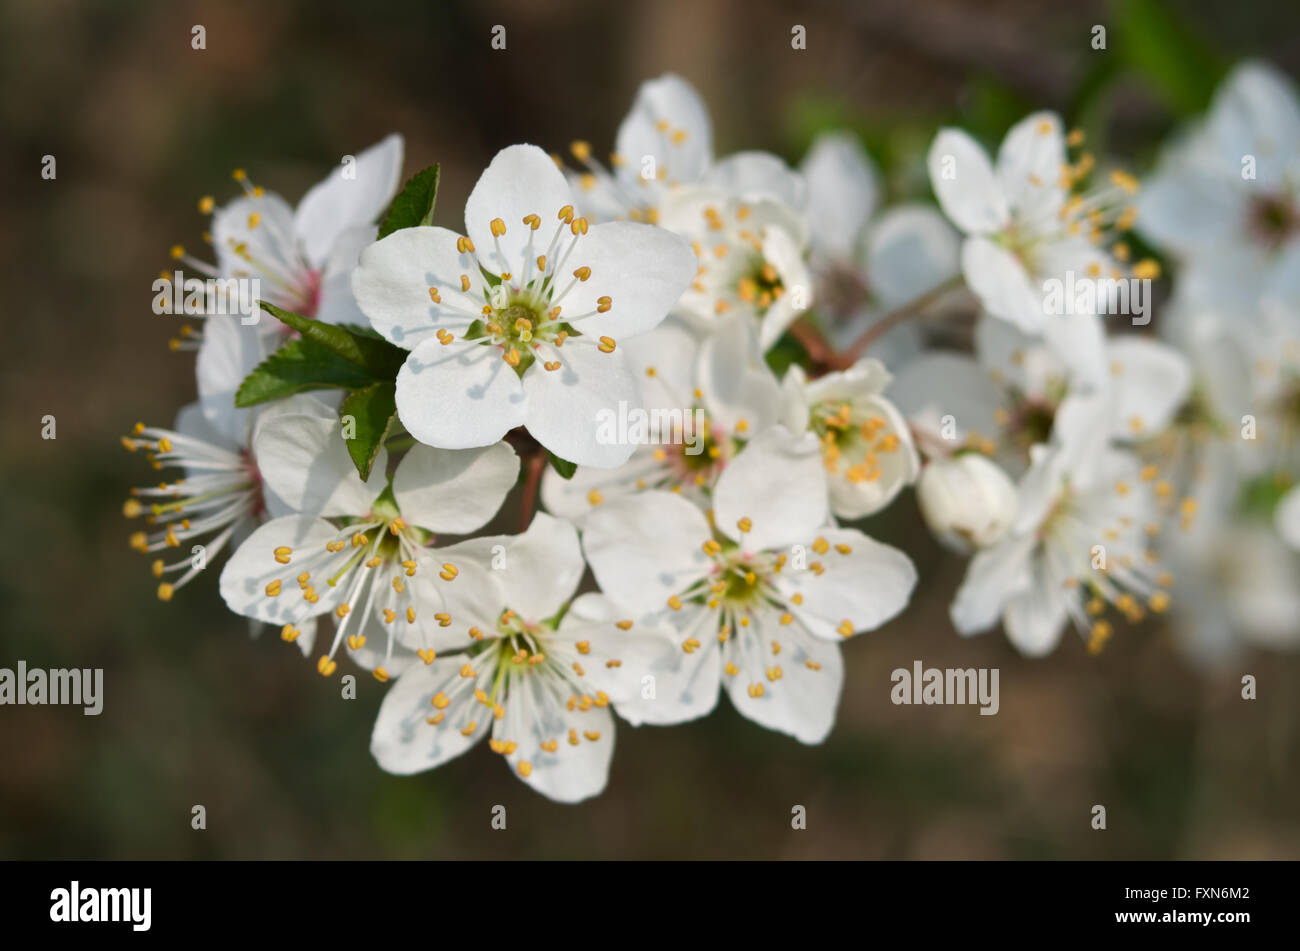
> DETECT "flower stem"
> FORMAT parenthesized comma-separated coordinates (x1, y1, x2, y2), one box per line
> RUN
(518, 449, 546, 530)
(832, 274, 964, 369)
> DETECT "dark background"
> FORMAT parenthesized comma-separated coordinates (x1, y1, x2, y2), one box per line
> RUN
(2, 0, 1298, 859)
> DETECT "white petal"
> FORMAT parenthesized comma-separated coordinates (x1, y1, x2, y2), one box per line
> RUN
(615, 74, 713, 188)
(370, 656, 490, 774)
(1136, 167, 1239, 257)
(864, 204, 960, 308)
(696, 314, 783, 432)
(757, 227, 813, 349)
(465, 144, 575, 279)
(961, 236, 1044, 333)
(522, 341, 638, 469)
(556, 220, 696, 339)
(1277, 485, 1300, 552)
(776, 528, 917, 637)
(539, 447, 666, 522)
(995, 111, 1067, 224)
(313, 224, 376, 325)
(613, 606, 723, 726)
(252, 407, 386, 517)
(713, 427, 828, 552)
(497, 681, 614, 803)
(218, 516, 344, 624)
(801, 132, 879, 261)
(195, 316, 274, 446)
(212, 192, 299, 281)
(723, 610, 844, 744)
(1103, 336, 1193, 441)
(1207, 61, 1300, 192)
(498, 512, 586, 623)
(621, 316, 700, 411)
(582, 490, 712, 617)
(395, 338, 527, 449)
(887, 351, 1003, 447)
(1001, 559, 1069, 656)
(352, 226, 487, 348)
(705, 150, 806, 210)
(949, 532, 1035, 635)
(927, 128, 1009, 234)
(294, 134, 404, 267)
(555, 613, 677, 704)
(392, 441, 519, 534)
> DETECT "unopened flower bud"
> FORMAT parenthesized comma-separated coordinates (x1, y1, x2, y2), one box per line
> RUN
(917, 453, 1017, 552)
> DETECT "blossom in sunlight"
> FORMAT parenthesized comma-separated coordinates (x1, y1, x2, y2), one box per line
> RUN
(352, 144, 697, 468)
(582, 428, 916, 743)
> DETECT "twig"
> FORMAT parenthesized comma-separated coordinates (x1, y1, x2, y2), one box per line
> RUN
(519, 449, 546, 530)
(831, 275, 963, 369)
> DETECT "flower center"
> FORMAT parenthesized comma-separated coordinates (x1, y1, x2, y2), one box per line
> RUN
(811, 401, 900, 483)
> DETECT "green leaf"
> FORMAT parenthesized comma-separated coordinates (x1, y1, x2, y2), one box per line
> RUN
(1114, 0, 1224, 116)
(547, 451, 578, 480)
(234, 335, 385, 407)
(340, 382, 399, 481)
(378, 164, 441, 239)
(259, 301, 407, 378)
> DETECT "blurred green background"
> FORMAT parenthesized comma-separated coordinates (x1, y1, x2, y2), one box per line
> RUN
(2, 0, 1298, 859)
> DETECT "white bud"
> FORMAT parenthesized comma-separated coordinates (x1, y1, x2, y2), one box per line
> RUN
(916, 453, 1017, 552)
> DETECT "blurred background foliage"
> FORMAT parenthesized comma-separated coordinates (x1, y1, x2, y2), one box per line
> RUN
(1, 0, 1298, 859)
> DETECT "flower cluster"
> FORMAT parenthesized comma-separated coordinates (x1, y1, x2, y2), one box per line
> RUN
(123, 65, 1300, 801)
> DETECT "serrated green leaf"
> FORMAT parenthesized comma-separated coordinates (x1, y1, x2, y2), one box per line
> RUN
(259, 301, 407, 378)
(378, 164, 441, 238)
(547, 451, 578, 480)
(234, 335, 385, 407)
(340, 382, 399, 481)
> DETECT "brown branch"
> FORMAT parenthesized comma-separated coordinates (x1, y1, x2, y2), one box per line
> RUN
(518, 449, 546, 530)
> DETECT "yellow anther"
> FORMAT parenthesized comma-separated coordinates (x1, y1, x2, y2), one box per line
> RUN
(837, 620, 854, 637)
(1109, 169, 1140, 194)
(1132, 259, 1161, 280)
(573, 265, 591, 282)
(570, 140, 592, 161)
(737, 516, 752, 533)
(417, 649, 436, 665)
(335, 604, 349, 619)
(273, 546, 292, 565)
(597, 336, 616, 353)
(456, 236, 475, 254)
(667, 595, 683, 611)
(265, 579, 282, 597)
(439, 562, 458, 581)
(558, 204, 574, 223)
(373, 667, 390, 683)
(317, 656, 337, 677)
